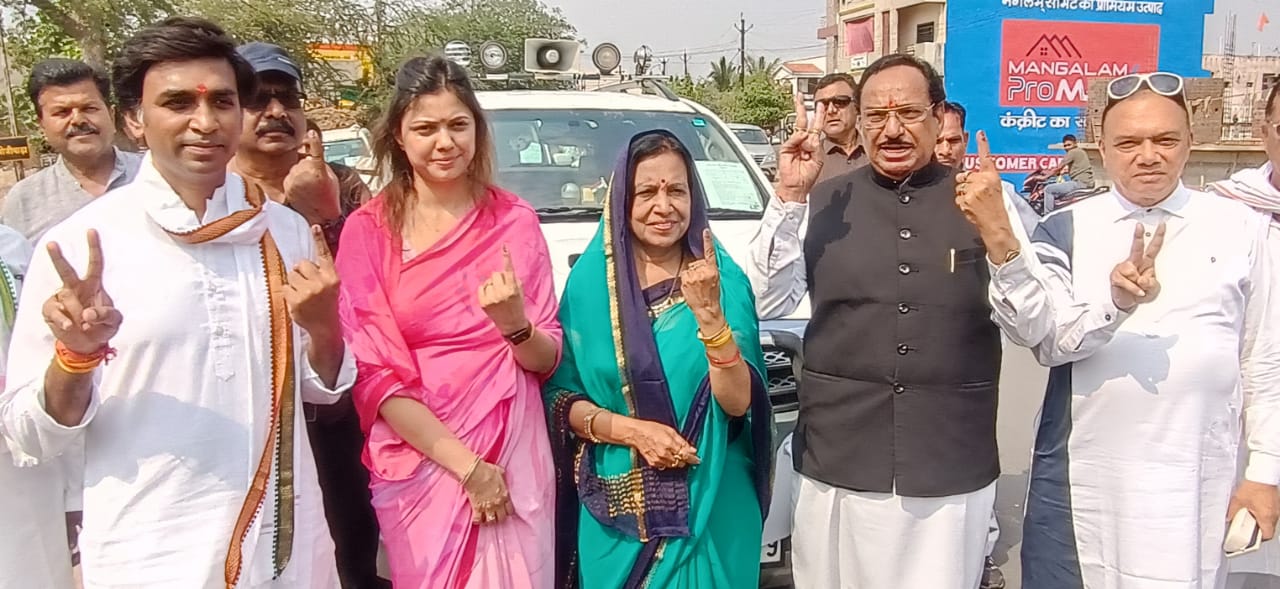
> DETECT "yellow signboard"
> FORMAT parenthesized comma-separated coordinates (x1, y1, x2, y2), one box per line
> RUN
(308, 43, 373, 82)
(0, 136, 31, 162)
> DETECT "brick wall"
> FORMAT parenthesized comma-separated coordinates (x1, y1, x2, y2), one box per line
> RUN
(1083, 77, 1226, 144)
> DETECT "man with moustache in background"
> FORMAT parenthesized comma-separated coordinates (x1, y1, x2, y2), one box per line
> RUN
(3, 59, 142, 241)
(808, 73, 867, 186)
(229, 41, 385, 589)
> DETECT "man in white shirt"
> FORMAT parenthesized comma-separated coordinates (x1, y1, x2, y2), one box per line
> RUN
(2, 59, 142, 242)
(985, 72, 1280, 588)
(1211, 79, 1280, 589)
(0, 17, 355, 588)
(0, 223, 76, 589)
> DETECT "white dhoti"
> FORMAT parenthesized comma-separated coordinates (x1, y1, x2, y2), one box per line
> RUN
(792, 474, 995, 589)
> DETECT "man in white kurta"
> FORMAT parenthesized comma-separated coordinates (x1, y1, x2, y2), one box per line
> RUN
(0, 223, 78, 589)
(1210, 81, 1280, 589)
(0, 17, 355, 588)
(989, 78, 1280, 588)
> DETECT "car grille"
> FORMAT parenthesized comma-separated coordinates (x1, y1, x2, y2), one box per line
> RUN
(763, 346, 799, 412)
(752, 154, 767, 164)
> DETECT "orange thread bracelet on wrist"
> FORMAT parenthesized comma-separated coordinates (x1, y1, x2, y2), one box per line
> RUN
(54, 341, 115, 374)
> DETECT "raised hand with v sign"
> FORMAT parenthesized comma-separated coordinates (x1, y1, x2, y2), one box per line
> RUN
(776, 93, 828, 204)
(284, 225, 341, 335)
(42, 230, 122, 356)
(1111, 222, 1166, 311)
(478, 245, 529, 336)
(680, 229, 724, 331)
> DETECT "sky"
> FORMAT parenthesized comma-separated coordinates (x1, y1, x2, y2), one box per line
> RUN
(544, 0, 1278, 78)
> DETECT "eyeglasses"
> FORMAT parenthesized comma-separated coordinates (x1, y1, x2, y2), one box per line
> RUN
(245, 88, 307, 111)
(816, 95, 854, 110)
(860, 103, 937, 129)
(1107, 72, 1184, 102)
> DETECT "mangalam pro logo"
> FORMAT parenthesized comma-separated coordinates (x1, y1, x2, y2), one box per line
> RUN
(1026, 34, 1083, 59)
(1000, 20, 1160, 107)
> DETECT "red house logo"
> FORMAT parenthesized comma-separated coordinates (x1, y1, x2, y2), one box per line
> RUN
(1001, 20, 1160, 107)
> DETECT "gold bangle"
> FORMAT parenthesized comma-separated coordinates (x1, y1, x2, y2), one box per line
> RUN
(459, 456, 482, 486)
(583, 408, 605, 443)
(698, 324, 735, 349)
(54, 355, 97, 375)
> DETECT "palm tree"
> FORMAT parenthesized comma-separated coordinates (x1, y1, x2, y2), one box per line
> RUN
(745, 56, 783, 79)
(709, 56, 737, 91)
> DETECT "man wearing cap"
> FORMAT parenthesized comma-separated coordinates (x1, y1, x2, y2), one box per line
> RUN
(984, 72, 1280, 587)
(231, 41, 384, 589)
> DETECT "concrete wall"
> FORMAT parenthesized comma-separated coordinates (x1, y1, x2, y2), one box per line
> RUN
(896, 4, 942, 48)
(1073, 144, 1268, 189)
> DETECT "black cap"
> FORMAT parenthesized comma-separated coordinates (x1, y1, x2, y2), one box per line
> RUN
(237, 42, 302, 84)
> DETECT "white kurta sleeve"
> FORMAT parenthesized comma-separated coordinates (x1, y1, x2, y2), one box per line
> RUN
(298, 329, 356, 405)
(747, 195, 809, 320)
(0, 230, 100, 465)
(988, 224, 1130, 367)
(1241, 220, 1280, 486)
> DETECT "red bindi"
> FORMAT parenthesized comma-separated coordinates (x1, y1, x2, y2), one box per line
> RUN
(196, 83, 207, 95)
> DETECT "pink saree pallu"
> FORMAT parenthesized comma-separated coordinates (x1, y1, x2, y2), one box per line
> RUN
(336, 188, 561, 589)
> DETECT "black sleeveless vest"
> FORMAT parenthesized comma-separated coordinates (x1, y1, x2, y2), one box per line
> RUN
(795, 161, 1002, 497)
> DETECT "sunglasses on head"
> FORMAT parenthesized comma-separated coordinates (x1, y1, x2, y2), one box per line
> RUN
(816, 95, 854, 109)
(245, 88, 307, 111)
(1106, 72, 1184, 102)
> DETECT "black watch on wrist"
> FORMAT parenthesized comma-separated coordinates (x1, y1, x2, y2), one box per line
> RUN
(504, 323, 534, 346)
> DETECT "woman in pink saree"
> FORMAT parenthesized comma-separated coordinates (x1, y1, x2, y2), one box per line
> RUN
(335, 56, 562, 588)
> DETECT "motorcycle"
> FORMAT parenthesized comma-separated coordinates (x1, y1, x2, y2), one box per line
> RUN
(1021, 168, 1110, 215)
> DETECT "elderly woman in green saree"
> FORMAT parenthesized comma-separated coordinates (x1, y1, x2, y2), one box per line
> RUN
(543, 130, 773, 589)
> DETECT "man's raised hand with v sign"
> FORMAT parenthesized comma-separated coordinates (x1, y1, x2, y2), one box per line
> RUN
(776, 93, 828, 204)
(42, 230, 122, 356)
(1111, 222, 1166, 312)
(40, 229, 122, 426)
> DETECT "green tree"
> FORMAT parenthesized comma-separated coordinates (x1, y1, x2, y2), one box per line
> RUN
(718, 73, 790, 131)
(708, 56, 736, 92)
(372, 0, 575, 90)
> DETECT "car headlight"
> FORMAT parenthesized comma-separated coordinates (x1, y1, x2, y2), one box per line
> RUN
(762, 152, 777, 164)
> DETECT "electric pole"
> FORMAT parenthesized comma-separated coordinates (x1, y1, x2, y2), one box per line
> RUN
(735, 13, 753, 89)
(660, 58, 669, 76)
(682, 50, 689, 78)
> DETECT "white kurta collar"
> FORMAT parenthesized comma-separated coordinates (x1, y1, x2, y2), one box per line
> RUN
(1107, 182, 1192, 222)
(135, 153, 273, 245)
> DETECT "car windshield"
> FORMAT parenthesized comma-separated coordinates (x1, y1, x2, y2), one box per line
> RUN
(322, 138, 369, 165)
(732, 127, 769, 144)
(487, 109, 768, 219)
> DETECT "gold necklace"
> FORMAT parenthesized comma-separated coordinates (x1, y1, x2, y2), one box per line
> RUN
(646, 250, 685, 318)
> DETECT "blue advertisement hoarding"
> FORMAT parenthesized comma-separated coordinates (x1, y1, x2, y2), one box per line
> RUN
(943, 0, 1214, 184)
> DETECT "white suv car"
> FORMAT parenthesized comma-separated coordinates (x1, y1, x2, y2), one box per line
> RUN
(476, 87, 805, 579)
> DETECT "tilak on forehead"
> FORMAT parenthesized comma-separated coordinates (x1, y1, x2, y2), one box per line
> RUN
(196, 83, 208, 95)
